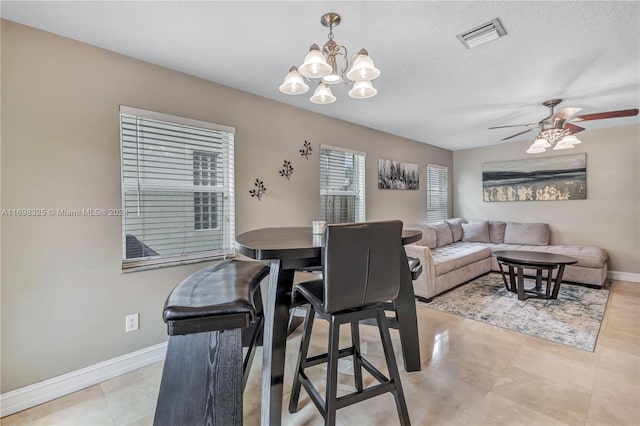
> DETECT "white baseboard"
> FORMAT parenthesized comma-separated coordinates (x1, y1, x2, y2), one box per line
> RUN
(0, 341, 167, 418)
(608, 270, 640, 283)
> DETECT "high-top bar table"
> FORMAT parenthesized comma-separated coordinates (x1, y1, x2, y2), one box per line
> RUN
(236, 227, 422, 426)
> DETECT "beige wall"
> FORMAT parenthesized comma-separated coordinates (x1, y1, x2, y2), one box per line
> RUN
(453, 124, 640, 273)
(0, 21, 451, 392)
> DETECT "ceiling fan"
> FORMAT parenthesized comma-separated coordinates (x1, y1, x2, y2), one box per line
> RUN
(489, 99, 639, 153)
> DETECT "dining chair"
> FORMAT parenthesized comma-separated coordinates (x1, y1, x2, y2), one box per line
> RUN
(288, 220, 410, 426)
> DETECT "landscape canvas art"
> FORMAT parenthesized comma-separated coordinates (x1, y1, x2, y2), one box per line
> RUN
(482, 153, 586, 201)
(378, 158, 419, 190)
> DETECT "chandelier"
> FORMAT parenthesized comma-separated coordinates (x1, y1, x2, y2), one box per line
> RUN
(278, 12, 380, 104)
(526, 121, 582, 154)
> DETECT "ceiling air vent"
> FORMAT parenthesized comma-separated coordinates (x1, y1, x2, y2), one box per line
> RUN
(457, 18, 507, 49)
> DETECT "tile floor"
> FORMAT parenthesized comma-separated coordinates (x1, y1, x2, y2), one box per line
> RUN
(2, 280, 639, 426)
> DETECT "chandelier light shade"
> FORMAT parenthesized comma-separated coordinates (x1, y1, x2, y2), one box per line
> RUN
(279, 12, 380, 104)
(348, 80, 378, 99)
(298, 45, 332, 79)
(278, 66, 310, 95)
(346, 49, 381, 81)
(310, 83, 337, 104)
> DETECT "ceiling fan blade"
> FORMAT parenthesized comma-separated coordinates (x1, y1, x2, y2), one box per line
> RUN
(551, 107, 582, 120)
(564, 123, 585, 134)
(501, 127, 536, 141)
(571, 108, 639, 122)
(488, 123, 538, 130)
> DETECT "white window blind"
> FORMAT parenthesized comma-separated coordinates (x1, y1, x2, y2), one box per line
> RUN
(320, 145, 366, 224)
(120, 106, 235, 270)
(426, 164, 448, 223)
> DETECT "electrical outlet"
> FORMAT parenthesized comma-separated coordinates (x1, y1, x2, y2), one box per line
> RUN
(125, 313, 139, 333)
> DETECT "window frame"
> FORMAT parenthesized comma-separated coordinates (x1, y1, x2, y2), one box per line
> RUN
(426, 163, 449, 223)
(119, 105, 235, 272)
(319, 144, 366, 224)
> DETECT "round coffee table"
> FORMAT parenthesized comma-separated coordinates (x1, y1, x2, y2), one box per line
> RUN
(493, 250, 578, 301)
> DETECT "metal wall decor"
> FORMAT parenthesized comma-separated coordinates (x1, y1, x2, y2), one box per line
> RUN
(299, 141, 312, 159)
(279, 160, 294, 180)
(249, 179, 267, 200)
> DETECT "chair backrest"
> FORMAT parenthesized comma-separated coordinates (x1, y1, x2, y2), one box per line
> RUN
(321, 220, 403, 313)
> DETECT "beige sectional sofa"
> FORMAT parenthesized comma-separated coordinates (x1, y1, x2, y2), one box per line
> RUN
(404, 219, 609, 301)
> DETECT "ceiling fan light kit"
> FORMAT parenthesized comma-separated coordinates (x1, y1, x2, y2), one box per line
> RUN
(526, 146, 547, 154)
(489, 98, 639, 154)
(530, 137, 552, 149)
(279, 12, 380, 104)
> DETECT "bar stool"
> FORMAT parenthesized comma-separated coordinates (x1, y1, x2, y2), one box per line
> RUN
(153, 260, 269, 426)
(288, 220, 411, 426)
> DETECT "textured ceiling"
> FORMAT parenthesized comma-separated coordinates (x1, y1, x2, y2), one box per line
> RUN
(2, 1, 639, 150)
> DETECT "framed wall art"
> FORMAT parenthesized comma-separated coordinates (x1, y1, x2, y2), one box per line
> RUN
(378, 158, 419, 190)
(482, 153, 586, 201)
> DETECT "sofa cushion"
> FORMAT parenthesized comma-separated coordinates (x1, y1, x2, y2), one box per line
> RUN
(527, 245, 608, 268)
(504, 222, 550, 245)
(431, 242, 491, 276)
(480, 243, 607, 269)
(432, 222, 454, 247)
(416, 225, 437, 249)
(461, 221, 490, 243)
(445, 218, 465, 242)
(489, 221, 506, 243)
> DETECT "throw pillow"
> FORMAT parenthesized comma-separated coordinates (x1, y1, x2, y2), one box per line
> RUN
(431, 222, 453, 247)
(504, 222, 550, 245)
(416, 225, 437, 249)
(461, 221, 490, 243)
(445, 218, 465, 242)
(489, 221, 506, 243)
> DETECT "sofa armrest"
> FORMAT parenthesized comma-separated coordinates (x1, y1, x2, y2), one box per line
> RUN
(404, 244, 437, 300)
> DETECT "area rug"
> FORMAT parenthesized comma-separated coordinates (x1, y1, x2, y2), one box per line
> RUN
(422, 273, 610, 351)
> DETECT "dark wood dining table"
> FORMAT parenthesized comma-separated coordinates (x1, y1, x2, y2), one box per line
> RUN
(236, 226, 422, 426)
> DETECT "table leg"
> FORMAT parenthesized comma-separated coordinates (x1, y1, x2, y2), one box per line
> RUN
(497, 260, 510, 291)
(516, 267, 525, 301)
(393, 249, 421, 372)
(508, 266, 517, 293)
(261, 260, 295, 426)
(551, 264, 567, 299)
(546, 268, 554, 298)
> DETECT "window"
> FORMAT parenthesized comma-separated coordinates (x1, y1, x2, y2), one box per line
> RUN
(120, 106, 235, 270)
(320, 145, 366, 223)
(426, 164, 448, 223)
